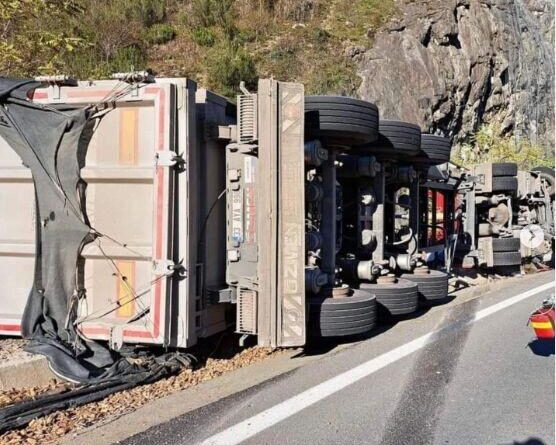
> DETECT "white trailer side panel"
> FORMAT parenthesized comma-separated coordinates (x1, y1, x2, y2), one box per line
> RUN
(0, 80, 180, 346)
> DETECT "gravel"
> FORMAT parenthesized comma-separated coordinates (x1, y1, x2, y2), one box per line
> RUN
(0, 346, 281, 444)
(0, 339, 28, 362)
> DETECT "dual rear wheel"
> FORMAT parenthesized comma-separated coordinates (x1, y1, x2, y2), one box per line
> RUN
(305, 96, 453, 337)
(305, 96, 452, 163)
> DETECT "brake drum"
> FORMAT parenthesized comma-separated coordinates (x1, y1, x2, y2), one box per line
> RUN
(488, 202, 510, 226)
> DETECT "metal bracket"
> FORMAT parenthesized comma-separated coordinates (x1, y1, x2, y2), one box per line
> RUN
(34, 75, 77, 85)
(34, 75, 77, 100)
(227, 250, 241, 262)
(109, 325, 124, 351)
(111, 71, 154, 83)
(155, 151, 183, 168)
(226, 143, 258, 154)
(152, 259, 176, 275)
(202, 123, 237, 141)
(208, 287, 234, 304)
(239, 334, 250, 347)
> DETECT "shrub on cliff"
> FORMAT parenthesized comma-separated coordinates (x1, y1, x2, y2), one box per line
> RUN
(452, 124, 553, 170)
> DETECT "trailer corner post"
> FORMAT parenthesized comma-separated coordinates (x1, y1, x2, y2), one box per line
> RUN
(257, 79, 306, 348)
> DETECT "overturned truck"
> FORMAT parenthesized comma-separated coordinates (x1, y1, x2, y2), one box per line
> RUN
(0, 76, 553, 371)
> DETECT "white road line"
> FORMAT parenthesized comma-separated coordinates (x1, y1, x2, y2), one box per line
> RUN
(200, 280, 555, 445)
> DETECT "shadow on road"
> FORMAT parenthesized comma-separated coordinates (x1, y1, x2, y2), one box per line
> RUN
(528, 339, 555, 357)
(503, 438, 546, 445)
(298, 322, 396, 357)
(298, 305, 435, 357)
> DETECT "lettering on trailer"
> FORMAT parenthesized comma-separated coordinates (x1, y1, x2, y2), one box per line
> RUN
(244, 156, 257, 244)
(279, 86, 305, 345)
(231, 188, 244, 243)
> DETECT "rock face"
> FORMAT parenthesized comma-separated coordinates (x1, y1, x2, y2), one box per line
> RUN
(356, 0, 554, 147)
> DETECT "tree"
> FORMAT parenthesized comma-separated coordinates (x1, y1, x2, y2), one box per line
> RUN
(0, 0, 85, 76)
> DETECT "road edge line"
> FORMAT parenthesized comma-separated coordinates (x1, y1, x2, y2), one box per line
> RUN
(200, 280, 555, 445)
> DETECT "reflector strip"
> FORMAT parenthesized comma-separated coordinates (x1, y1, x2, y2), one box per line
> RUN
(116, 261, 135, 318)
(119, 108, 138, 165)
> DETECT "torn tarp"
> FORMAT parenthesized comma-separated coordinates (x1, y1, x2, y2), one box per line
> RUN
(0, 78, 183, 384)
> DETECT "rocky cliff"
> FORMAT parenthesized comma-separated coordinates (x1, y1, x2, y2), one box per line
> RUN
(353, 0, 554, 147)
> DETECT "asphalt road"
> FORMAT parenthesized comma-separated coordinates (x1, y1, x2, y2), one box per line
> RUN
(121, 273, 555, 445)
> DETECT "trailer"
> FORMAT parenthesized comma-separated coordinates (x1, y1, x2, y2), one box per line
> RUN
(0, 77, 232, 348)
(0, 75, 553, 357)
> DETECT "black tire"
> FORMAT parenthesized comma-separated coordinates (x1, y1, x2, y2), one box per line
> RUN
(318, 323, 377, 337)
(492, 163, 518, 177)
(355, 120, 421, 157)
(533, 166, 555, 197)
(305, 96, 379, 146)
(492, 237, 521, 252)
(360, 278, 418, 315)
(308, 289, 377, 337)
(413, 134, 452, 166)
(492, 251, 521, 266)
(427, 165, 449, 181)
(492, 176, 518, 192)
(400, 270, 449, 304)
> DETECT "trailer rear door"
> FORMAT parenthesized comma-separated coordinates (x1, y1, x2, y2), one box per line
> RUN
(0, 80, 182, 346)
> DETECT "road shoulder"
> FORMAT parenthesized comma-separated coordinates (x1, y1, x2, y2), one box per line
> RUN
(62, 272, 554, 445)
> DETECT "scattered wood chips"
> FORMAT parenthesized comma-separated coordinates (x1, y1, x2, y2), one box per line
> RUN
(0, 340, 28, 362)
(0, 347, 280, 445)
(0, 381, 72, 409)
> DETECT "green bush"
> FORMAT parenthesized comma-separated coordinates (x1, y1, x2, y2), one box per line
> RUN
(206, 44, 258, 98)
(108, 45, 145, 73)
(145, 23, 176, 44)
(191, 27, 216, 47)
(327, 0, 398, 45)
(59, 46, 111, 79)
(189, 0, 215, 27)
(189, 0, 234, 28)
(0, 0, 87, 77)
(129, 0, 167, 26)
(312, 27, 330, 44)
(1, 0, 391, 102)
(452, 124, 553, 170)
(306, 59, 360, 95)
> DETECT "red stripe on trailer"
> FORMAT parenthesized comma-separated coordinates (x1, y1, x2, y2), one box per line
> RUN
(31, 91, 47, 100)
(81, 326, 109, 335)
(34, 90, 116, 100)
(152, 87, 166, 339)
(81, 326, 154, 339)
(123, 329, 155, 338)
(0, 324, 21, 332)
